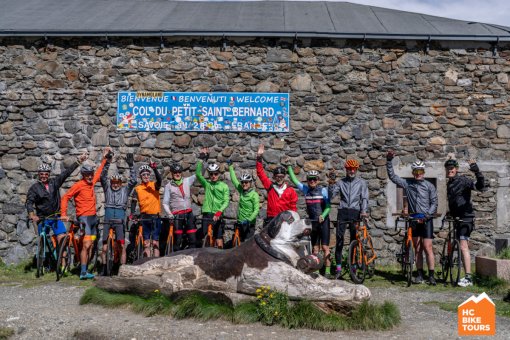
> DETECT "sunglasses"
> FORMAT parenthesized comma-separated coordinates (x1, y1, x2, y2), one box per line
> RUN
(413, 170, 425, 175)
(210, 172, 220, 176)
(445, 166, 456, 171)
(345, 167, 357, 171)
(141, 173, 151, 177)
(274, 175, 285, 179)
(307, 178, 318, 182)
(241, 181, 251, 184)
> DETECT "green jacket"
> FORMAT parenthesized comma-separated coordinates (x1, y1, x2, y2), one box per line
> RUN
(196, 161, 230, 215)
(229, 165, 260, 223)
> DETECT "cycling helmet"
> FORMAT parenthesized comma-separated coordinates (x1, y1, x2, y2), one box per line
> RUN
(37, 164, 51, 173)
(240, 173, 253, 182)
(307, 170, 320, 179)
(411, 160, 426, 170)
(170, 163, 183, 173)
(345, 159, 360, 169)
(139, 164, 151, 174)
(444, 159, 459, 168)
(207, 163, 220, 172)
(273, 166, 286, 176)
(110, 173, 123, 182)
(80, 164, 95, 174)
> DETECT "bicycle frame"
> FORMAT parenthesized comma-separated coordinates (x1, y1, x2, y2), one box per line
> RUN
(197, 217, 218, 248)
(355, 220, 377, 267)
(393, 214, 417, 287)
(161, 215, 187, 254)
(131, 217, 159, 258)
(35, 217, 61, 277)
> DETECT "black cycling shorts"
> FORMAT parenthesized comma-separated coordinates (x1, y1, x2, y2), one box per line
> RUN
(311, 217, 330, 247)
(455, 217, 474, 240)
(410, 219, 434, 239)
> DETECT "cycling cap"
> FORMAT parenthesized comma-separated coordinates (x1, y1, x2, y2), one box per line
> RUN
(444, 159, 459, 168)
(139, 164, 151, 174)
(170, 163, 183, 173)
(411, 160, 426, 170)
(80, 164, 95, 174)
(240, 173, 253, 182)
(307, 170, 320, 178)
(207, 163, 220, 172)
(345, 159, 360, 168)
(110, 173, 123, 181)
(273, 166, 286, 176)
(38, 164, 51, 173)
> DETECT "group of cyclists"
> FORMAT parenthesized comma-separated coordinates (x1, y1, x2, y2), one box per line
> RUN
(25, 143, 485, 286)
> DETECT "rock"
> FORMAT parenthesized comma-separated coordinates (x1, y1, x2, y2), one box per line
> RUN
(266, 49, 294, 63)
(397, 54, 420, 68)
(1, 244, 30, 265)
(174, 134, 191, 147)
(255, 81, 280, 93)
(290, 74, 312, 91)
(457, 78, 472, 87)
(262, 149, 280, 164)
(19, 157, 40, 172)
(497, 125, 510, 138)
(91, 127, 109, 146)
(429, 136, 446, 145)
(209, 61, 226, 70)
(1, 155, 20, 170)
(0, 121, 14, 135)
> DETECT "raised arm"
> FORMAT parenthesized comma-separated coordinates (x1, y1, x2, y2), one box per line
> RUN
(386, 150, 408, 189)
(468, 160, 485, 191)
(256, 144, 272, 190)
(287, 166, 305, 192)
(100, 159, 111, 190)
(228, 163, 242, 193)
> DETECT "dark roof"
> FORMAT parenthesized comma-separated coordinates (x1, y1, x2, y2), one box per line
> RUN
(1, 0, 509, 41)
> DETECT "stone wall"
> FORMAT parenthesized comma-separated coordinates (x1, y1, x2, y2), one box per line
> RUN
(1, 37, 509, 264)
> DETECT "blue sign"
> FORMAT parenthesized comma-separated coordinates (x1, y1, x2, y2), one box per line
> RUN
(117, 92, 290, 133)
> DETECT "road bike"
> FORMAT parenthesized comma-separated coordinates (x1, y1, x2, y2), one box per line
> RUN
(348, 218, 377, 284)
(197, 217, 222, 248)
(130, 216, 161, 259)
(162, 215, 188, 255)
(33, 216, 61, 278)
(438, 216, 466, 286)
(101, 218, 124, 276)
(392, 213, 417, 287)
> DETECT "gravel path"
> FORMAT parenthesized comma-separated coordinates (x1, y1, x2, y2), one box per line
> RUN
(0, 282, 509, 339)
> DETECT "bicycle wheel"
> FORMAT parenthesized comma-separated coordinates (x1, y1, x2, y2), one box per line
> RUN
(36, 235, 46, 278)
(404, 240, 415, 287)
(439, 240, 450, 283)
(450, 240, 463, 286)
(348, 240, 366, 284)
(56, 235, 72, 281)
(364, 237, 376, 279)
(105, 238, 114, 276)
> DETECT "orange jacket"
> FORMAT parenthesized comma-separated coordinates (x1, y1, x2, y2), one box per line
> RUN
(134, 181, 161, 215)
(61, 159, 106, 217)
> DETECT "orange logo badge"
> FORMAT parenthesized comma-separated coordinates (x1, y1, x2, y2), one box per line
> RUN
(458, 292, 495, 336)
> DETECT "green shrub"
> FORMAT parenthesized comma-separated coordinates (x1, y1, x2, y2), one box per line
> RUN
(255, 285, 289, 325)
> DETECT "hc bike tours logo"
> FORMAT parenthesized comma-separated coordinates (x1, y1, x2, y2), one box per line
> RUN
(457, 292, 495, 336)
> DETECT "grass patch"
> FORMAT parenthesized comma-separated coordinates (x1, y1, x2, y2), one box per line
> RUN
(496, 247, 510, 260)
(0, 327, 15, 340)
(81, 287, 400, 331)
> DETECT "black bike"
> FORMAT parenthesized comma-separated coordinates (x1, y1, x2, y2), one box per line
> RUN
(438, 216, 466, 286)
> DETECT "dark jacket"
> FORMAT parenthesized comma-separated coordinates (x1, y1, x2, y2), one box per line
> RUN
(447, 172, 485, 217)
(26, 162, 80, 217)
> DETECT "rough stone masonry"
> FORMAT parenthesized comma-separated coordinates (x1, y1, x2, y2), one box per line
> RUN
(0, 37, 509, 264)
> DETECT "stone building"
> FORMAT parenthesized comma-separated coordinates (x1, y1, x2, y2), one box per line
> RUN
(1, 0, 509, 264)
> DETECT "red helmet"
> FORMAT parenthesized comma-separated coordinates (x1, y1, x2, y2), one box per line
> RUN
(345, 159, 360, 169)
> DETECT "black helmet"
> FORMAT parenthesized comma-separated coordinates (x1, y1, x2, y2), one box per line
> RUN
(273, 166, 286, 176)
(80, 164, 95, 174)
(444, 159, 459, 168)
(170, 163, 183, 173)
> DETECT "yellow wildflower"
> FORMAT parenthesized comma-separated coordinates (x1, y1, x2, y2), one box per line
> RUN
(256, 288, 261, 293)
(154, 289, 160, 293)
(261, 301, 266, 306)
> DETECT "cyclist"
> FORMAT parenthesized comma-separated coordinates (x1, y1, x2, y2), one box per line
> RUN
(228, 160, 260, 242)
(288, 167, 332, 277)
(387, 150, 438, 285)
(328, 159, 369, 279)
(163, 163, 197, 250)
(61, 148, 109, 280)
(130, 160, 162, 257)
(196, 148, 230, 248)
(100, 152, 136, 269)
(256, 144, 297, 226)
(26, 153, 87, 246)
(445, 158, 485, 287)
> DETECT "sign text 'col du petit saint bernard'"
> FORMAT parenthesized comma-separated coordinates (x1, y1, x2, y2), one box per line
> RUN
(117, 91, 290, 133)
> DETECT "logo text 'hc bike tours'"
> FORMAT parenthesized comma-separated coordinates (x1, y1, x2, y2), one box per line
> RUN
(458, 292, 496, 336)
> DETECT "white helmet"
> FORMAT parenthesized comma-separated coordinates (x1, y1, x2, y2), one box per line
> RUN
(411, 160, 426, 170)
(307, 170, 320, 179)
(110, 173, 123, 181)
(38, 164, 51, 173)
(240, 173, 253, 182)
(207, 163, 220, 172)
(139, 164, 151, 175)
